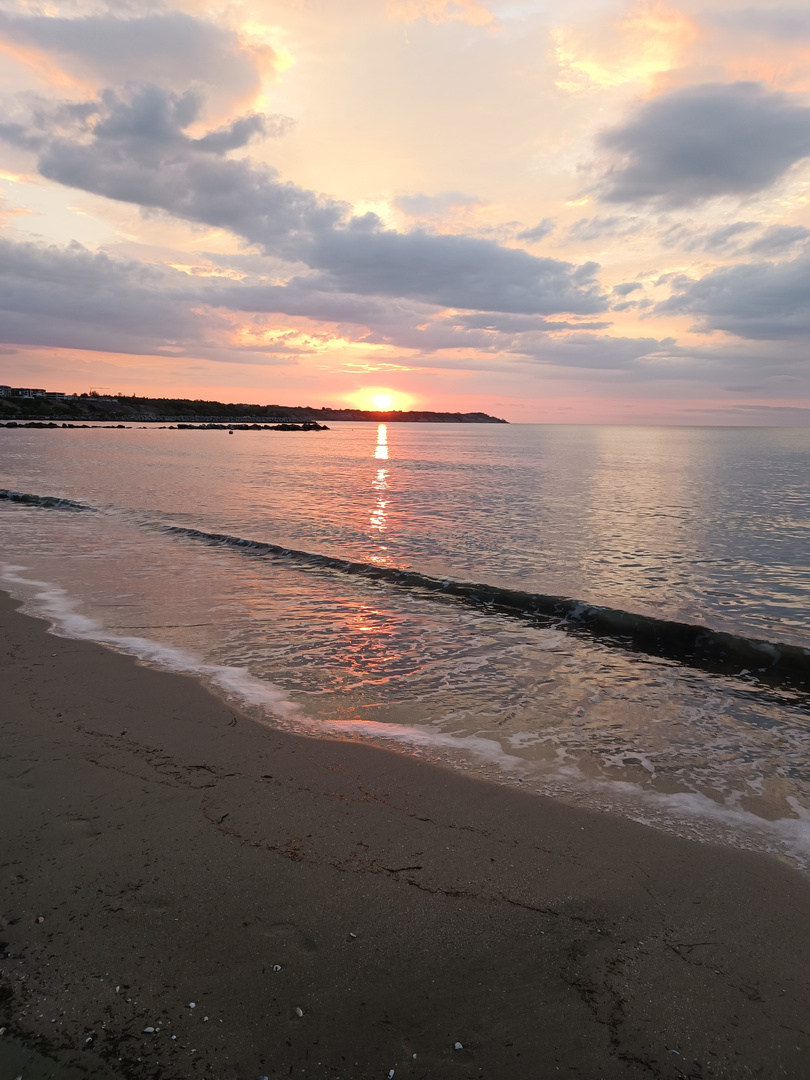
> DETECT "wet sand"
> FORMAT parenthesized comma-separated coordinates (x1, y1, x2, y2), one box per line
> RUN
(2, 588, 810, 1080)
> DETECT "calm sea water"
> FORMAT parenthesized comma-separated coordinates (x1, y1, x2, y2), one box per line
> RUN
(2, 423, 809, 864)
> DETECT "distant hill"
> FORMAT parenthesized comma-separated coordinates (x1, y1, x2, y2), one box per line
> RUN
(0, 394, 508, 424)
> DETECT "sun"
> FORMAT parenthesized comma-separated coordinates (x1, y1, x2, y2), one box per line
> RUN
(348, 387, 413, 412)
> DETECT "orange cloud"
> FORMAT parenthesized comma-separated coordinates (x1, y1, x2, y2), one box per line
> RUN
(720, 47, 810, 95)
(553, 3, 698, 93)
(387, 0, 494, 28)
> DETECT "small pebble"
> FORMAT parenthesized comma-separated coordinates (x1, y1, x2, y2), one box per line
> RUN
(272, 964, 282, 972)
(454, 1042, 464, 1050)
(294, 1007, 304, 1017)
(203, 1016, 209, 1022)
(0, 1028, 6, 1035)
(35, 916, 44, 924)
(388, 1072, 395, 1079)
(143, 1027, 155, 1034)
(349, 932, 357, 938)
(189, 1002, 196, 1009)
(172, 1035, 177, 1040)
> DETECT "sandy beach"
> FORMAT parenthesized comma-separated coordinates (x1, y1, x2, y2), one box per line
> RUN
(2, 588, 810, 1080)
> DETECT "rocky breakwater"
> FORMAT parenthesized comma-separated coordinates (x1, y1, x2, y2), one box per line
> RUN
(173, 422, 329, 431)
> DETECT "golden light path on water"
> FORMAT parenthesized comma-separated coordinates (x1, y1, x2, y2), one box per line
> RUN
(371, 424, 390, 565)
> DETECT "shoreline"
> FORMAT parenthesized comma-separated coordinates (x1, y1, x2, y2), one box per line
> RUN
(3, 588, 810, 1078)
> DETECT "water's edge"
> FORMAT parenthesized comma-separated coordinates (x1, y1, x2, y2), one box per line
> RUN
(2, 488, 807, 691)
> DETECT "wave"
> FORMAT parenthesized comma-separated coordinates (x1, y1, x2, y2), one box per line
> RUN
(2, 487, 807, 688)
(159, 525, 809, 690)
(0, 488, 96, 512)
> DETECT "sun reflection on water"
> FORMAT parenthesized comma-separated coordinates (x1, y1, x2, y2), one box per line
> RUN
(371, 424, 391, 564)
(374, 423, 389, 460)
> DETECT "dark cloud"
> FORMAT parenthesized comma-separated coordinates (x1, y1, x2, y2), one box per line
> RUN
(657, 252, 810, 338)
(2, 84, 606, 316)
(700, 221, 758, 251)
(192, 113, 292, 154)
(658, 219, 809, 255)
(0, 236, 205, 355)
(304, 228, 604, 314)
(597, 82, 810, 206)
(0, 11, 273, 106)
(0, 235, 655, 380)
(612, 282, 643, 296)
(744, 224, 810, 255)
(516, 218, 554, 243)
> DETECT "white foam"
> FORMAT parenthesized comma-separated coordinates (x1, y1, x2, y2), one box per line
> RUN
(4, 562, 810, 870)
(1, 565, 301, 722)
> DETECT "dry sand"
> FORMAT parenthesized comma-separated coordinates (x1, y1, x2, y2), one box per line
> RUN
(2, 589, 810, 1079)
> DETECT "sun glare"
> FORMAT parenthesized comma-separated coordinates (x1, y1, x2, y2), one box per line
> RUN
(349, 387, 413, 412)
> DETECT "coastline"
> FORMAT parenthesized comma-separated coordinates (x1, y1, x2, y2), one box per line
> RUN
(2, 588, 810, 1079)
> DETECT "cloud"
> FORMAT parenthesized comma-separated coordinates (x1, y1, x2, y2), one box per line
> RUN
(386, 0, 494, 27)
(394, 191, 484, 218)
(0, 234, 609, 373)
(657, 252, 810, 338)
(1, 83, 607, 317)
(0, 236, 206, 355)
(596, 82, 810, 206)
(0, 11, 275, 109)
(744, 224, 810, 255)
(517, 333, 678, 371)
(516, 219, 555, 244)
(708, 7, 810, 41)
(566, 215, 646, 242)
(612, 282, 642, 295)
(658, 219, 809, 255)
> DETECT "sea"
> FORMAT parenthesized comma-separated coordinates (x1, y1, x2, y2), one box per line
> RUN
(2, 422, 809, 866)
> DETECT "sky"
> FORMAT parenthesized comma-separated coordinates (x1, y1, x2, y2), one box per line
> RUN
(1, 0, 809, 422)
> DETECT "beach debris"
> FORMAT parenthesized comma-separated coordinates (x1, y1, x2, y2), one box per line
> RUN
(35, 916, 44, 924)
(294, 1007, 304, 1017)
(272, 964, 282, 972)
(454, 1042, 464, 1050)
(573, 707, 585, 717)
(388, 1071, 395, 1078)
